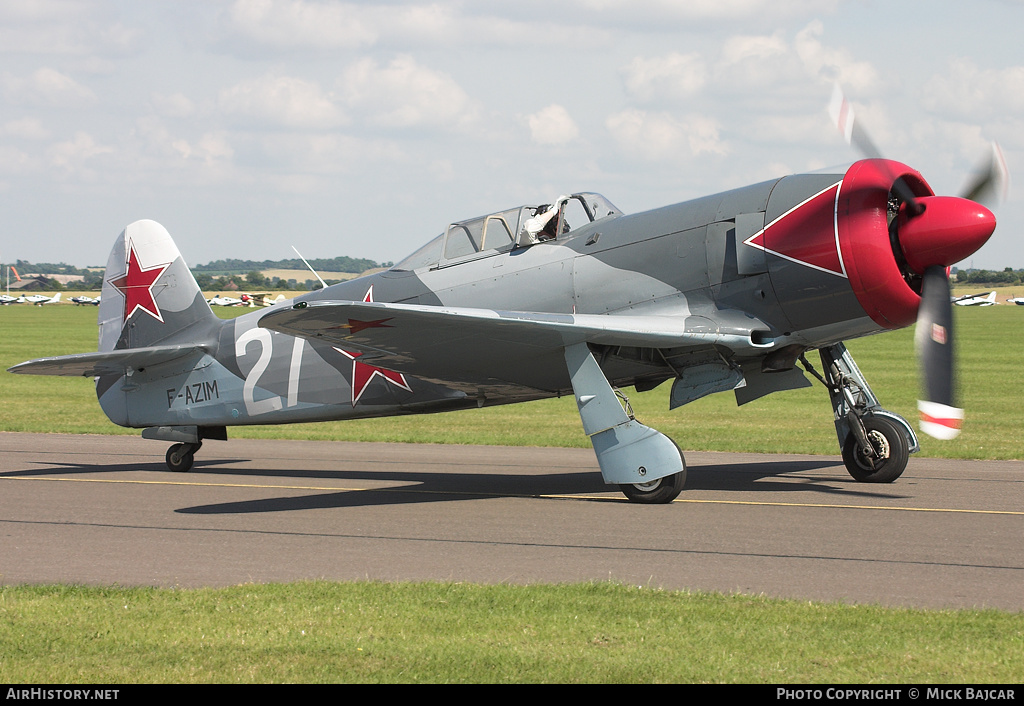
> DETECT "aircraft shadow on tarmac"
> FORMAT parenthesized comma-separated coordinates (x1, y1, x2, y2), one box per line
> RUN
(9, 453, 912, 515)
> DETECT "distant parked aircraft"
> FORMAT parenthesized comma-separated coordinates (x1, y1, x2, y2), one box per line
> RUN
(22, 292, 62, 306)
(952, 291, 996, 306)
(207, 295, 245, 306)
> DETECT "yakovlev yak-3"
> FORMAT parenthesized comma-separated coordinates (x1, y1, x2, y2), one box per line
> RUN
(9, 89, 1009, 503)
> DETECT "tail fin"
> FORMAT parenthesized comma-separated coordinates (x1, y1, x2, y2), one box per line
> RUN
(98, 220, 216, 351)
(51, 292, 61, 303)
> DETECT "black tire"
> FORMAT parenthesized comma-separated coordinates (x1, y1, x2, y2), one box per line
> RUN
(841, 416, 909, 483)
(166, 443, 195, 473)
(619, 469, 686, 504)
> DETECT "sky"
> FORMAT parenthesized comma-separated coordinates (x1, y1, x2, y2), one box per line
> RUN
(1, 0, 1021, 271)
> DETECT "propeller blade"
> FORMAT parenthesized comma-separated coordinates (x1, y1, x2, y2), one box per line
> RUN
(829, 85, 1001, 442)
(829, 83, 883, 159)
(829, 84, 924, 214)
(959, 141, 1010, 206)
(915, 266, 963, 439)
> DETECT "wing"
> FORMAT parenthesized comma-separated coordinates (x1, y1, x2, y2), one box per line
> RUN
(8, 344, 209, 377)
(259, 300, 770, 393)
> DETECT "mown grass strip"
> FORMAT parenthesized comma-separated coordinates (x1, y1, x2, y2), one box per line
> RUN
(1, 582, 1022, 684)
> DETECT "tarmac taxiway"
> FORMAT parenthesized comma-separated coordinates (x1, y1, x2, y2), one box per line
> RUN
(1, 432, 1021, 611)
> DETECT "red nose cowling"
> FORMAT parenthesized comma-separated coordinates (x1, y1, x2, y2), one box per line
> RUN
(838, 159, 997, 329)
(897, 196, 996, 275)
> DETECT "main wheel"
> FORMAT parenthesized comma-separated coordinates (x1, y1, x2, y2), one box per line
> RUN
(841, 416, 909, 483)
(166, 443, 195, 473)
(619, 469, 686, 504)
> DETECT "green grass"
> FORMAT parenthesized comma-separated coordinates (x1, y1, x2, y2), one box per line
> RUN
(2, 582, 1021, 683)
(3, 306, 1023, 684)
(2, 304, 1021, 458)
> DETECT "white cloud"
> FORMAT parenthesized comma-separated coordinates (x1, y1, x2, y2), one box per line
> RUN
(150, 93, 197, 120)
(221, 1, 600, 52)
(246, 132, 404, 177)
(45, 131, 112, 179)
(622, 52, 706, 102)
(526, 104, 579, 145)
(219, 74, 346, 130)
(0, 144, 38, 178)
(162, 132, 237, 184)
(0, 2, 137, 56)
(2, 67, 96, 107)
(3, 117, 49, 140)
(793, 21, 880, 93)
(923, 58, 1024, 121)
(704, 31, 813, 102)
(909, 118, 1004, 177)
(568, 0, 838, 24)
(226, 0, 376, 49)
(606, 109, 727, 161)
(194, 133, 235, 164)
(339, 55, 477, 130)
(720, 33, 788, 66)
(0, 1, 94, 23)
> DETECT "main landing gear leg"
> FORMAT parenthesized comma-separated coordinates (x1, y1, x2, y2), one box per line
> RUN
(801, 343, 918, 483)
(564, 342, 686, 503)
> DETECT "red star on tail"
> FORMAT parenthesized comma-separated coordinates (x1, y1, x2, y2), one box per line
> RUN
(107, 241, 172, 323)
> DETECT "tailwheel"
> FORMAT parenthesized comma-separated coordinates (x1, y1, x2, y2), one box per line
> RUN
(619, 468, 686, 504)
(166, 442, 201, 473)
(841, 416, 909, 483)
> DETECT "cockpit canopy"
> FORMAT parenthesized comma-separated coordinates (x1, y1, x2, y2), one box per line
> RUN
(391, 193, 622, 272)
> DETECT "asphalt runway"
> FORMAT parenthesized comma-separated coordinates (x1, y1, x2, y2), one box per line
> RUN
(2, 432, 1022, 611)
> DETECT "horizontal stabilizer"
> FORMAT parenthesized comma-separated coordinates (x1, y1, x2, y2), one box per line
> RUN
(8, 344, 209, 378)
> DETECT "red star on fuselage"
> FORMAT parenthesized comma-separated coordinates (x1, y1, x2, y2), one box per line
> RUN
(107, 241, 172, 323)
(333, 347, 412, 406)
(331, 284, 411, 405)
(328, 317, 394, 334)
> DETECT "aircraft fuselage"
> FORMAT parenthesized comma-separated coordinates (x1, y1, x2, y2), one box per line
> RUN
(98, 163, 911, 432)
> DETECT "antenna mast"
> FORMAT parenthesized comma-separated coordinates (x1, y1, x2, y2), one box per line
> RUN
(292, 246, 328, 289)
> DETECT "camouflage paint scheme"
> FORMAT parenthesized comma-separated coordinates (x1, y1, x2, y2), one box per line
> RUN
(11, 158, 988, 502)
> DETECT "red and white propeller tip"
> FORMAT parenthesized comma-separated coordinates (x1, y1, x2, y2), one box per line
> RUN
(918, 400, 964, 440)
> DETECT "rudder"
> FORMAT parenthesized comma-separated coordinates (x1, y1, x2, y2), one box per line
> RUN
(98, 220, 216, 352)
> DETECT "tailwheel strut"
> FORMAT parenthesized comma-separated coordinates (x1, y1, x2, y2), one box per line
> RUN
(166, 442, 202, 472)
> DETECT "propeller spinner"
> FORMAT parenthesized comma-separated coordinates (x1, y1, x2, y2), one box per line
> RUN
(830, 85, 1006, 440)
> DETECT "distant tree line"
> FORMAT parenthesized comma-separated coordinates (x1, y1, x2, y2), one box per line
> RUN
(3, 260, 103, 291)
(6, 260, 100, 277)
(6, 255, 393, 292)
(954, 267, 1024, 285)
(192, 271, 336, 292)
(191, 256, 387, 274)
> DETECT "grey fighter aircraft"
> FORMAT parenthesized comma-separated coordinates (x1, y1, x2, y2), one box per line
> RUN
(8, 98, 1007, 503)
